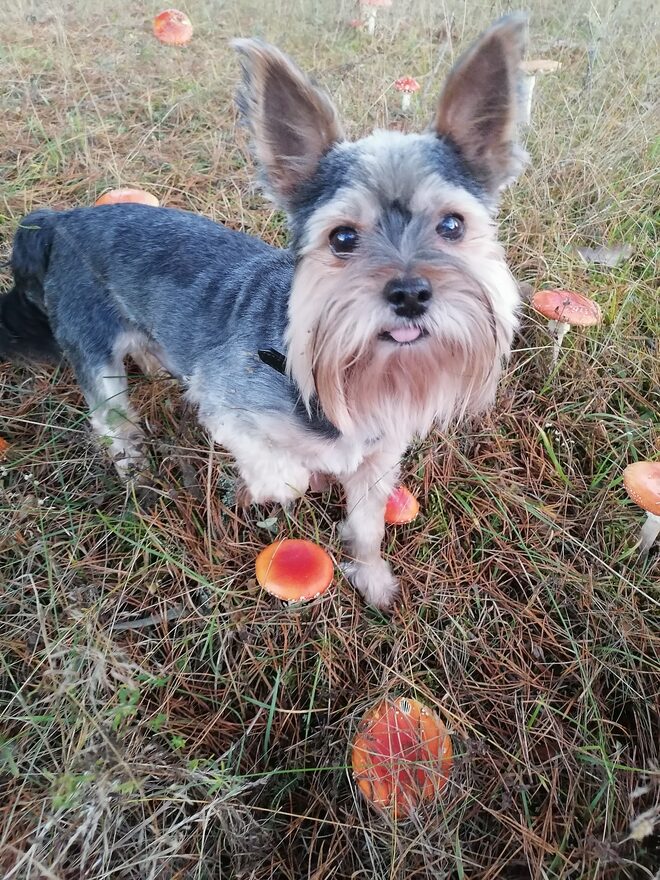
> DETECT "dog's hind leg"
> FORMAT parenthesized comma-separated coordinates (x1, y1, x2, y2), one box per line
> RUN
(65, 344, 148, 479)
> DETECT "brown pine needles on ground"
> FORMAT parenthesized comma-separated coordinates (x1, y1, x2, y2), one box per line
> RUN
(1, 1, 658, 878)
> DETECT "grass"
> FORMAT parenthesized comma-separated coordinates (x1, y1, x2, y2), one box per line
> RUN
(1, 0, 658, 877)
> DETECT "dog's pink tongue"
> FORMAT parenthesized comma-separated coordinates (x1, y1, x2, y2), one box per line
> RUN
(389, 326, 422, 343)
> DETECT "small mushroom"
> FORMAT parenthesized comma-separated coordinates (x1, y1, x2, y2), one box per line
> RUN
(385, 486, 420, 525)
(153, 9, 193, 46)
(95, 188, 159, 207)
(394, 76, 420, 112)
(623, 461, 660, 554)
(360, 0, 392, 35)
(351, 696, 452, 819)
(531, 289, 602, 365)
(255, 539, 333, 602)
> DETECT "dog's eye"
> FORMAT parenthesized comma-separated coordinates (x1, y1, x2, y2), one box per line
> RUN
(329, 226, 359, 256)
(436, 214, 465, 241)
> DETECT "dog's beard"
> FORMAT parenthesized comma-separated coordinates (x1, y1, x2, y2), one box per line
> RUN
(286, 253, 519, 439)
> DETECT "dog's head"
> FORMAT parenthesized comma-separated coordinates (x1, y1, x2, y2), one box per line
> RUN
(233, 16, 527, 436)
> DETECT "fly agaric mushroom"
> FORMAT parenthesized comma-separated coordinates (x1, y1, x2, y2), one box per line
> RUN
(255, 539, 333, 602)
(394, 76, 420, 112)
(352, 696, 452, 819)
(623, 461, 660, 554)
(360, 0, 392, 35)
(531, 289, 602, 365)
(95, 188, 159, 207)
(385, 486, 420, 524)
(153, 9, 193, 46)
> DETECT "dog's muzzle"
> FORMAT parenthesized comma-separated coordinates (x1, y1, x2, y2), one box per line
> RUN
(383, 276, 432, 319)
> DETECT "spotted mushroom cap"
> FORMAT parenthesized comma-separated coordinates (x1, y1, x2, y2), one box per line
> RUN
(394, 76, 420, 94)
(351, 696, 452, 819)
(623, 461, 660, 516)
(531, 289, 602, 327)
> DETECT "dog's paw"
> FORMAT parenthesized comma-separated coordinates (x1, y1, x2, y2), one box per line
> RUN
(341, 559, 400, 610)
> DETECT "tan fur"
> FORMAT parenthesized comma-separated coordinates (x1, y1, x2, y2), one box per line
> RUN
(286, 171, 519, 443)
(432, 15, 528, 192)
(232, 38, 344, 206)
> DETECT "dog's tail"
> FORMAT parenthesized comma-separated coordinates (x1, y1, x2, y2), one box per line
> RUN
(0, 210, 62, 363)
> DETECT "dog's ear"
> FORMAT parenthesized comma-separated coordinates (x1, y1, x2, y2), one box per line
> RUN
(431, 14, 528, 194)
(232, 39, 344, 209)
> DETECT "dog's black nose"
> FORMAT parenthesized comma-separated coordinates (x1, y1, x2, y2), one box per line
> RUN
(383, 276, 432, 318)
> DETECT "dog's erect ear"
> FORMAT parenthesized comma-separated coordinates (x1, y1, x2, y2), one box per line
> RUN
(431, 14, 528, 194)
(232, 39, 344, 209)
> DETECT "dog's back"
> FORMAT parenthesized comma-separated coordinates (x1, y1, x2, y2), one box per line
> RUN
(2, 204, 292, 377)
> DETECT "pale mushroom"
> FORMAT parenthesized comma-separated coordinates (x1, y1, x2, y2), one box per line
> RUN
(360, 0, 392, 35)
(518, 59, 561, 125)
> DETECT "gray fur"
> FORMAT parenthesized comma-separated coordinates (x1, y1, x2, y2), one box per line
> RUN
(12, 204, 334, 436)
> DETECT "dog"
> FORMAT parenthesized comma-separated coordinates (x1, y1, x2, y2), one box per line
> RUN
(0, 15, 527, 609)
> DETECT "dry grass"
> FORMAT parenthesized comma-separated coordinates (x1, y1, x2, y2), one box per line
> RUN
(1, 1, 659, 878)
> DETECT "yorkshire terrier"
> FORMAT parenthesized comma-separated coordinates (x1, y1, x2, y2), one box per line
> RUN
(1, 15, 527, 608)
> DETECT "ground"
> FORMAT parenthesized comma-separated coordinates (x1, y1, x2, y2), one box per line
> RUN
(0, 1, 658, 878)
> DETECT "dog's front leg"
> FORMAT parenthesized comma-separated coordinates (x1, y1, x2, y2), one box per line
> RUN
(340, 448, 403, 609)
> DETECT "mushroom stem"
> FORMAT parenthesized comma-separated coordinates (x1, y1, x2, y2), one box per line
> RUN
(638, 512, 660, 554)
(547, 319, 571, 365)
(401, 92, 411, 111)
(365, 7, 377, 34)
(520, 74, 535, 125)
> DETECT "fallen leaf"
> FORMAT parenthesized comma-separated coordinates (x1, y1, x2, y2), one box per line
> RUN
(520, 59, 561, 74)
(577, 243, 633, 267)
(256, 516, 279, 533)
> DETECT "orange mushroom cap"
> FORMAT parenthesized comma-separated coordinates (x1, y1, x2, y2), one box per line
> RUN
(153, 9, 193, 46)
(623, 462, 660, 516)
(531, 289, 602, 327)
(394, 76, 420, 93)
(385, 486, 420, 525)
(255, 539, 334, 602)
(352, 697, 452, 819)
(95, 188, 159, 207)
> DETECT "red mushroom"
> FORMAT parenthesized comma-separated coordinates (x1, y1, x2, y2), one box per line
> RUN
(394, 76, 420, 112)
(530, 289, 602, 365)
(95, 188, 159, 207)
(623, 461, 660, 554)
(352, 697, 453, 819)
(153, 9, 193, 46)
(385, 486, 420, 525)
(360, 0, 392, 35)
(255, 539, 334, 602)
